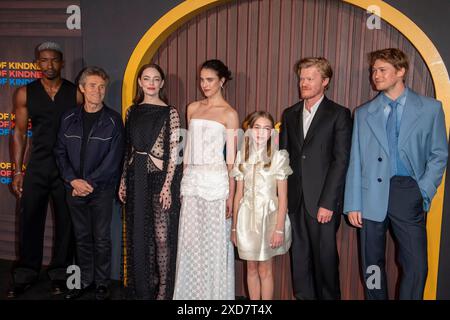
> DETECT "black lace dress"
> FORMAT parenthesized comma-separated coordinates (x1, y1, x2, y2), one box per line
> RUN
(121, 104, 182, 300)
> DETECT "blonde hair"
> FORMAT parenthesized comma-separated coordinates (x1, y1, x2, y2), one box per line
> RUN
(297, 57, 333, 90)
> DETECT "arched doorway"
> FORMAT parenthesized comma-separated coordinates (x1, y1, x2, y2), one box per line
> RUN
(123, 0, 449, 299)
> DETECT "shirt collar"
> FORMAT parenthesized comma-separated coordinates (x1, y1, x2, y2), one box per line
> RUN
(381, 87, 408, 107)
(303, 95, 324, 114)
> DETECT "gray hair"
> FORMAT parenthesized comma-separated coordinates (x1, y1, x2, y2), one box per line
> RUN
(78, 66, 110, 86)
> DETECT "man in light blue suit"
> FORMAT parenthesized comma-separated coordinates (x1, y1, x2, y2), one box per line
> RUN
(344, 48, 447, 300)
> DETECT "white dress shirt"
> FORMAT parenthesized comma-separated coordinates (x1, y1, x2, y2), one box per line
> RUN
(302, 95, 324, 138)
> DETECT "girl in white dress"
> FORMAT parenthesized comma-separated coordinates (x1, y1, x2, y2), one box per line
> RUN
(230, 111, 293, 300)
(173, 60, 239, 300)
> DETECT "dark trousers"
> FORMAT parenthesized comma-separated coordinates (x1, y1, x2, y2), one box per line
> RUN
(14, 167, 74, 285)
(361, 176, 427, 300)
(290, 200, 341, 300)
(66, 187, 114, 288)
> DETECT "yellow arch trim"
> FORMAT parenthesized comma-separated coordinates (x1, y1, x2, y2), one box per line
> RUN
(122, 0, 232, 115)
(122, 0, 450, 299)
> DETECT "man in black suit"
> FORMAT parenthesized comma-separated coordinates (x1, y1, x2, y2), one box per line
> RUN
(280, 57, 352, 300)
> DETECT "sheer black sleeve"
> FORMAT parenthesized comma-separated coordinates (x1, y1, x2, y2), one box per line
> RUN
(161, 107, 181, 197)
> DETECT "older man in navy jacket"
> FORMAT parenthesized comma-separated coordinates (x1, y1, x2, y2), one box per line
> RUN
(55, 66, 124, 300)
(344, 49, 447, 300)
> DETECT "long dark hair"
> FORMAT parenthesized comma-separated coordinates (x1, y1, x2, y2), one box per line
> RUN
(133, 63, 168, 105)
(240, 111, 275, 171)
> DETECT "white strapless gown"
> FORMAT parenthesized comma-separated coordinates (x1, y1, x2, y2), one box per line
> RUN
(173, 119, 235, 300)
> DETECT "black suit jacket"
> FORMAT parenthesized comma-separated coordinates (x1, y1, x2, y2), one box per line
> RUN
(280, 96, 352, 218)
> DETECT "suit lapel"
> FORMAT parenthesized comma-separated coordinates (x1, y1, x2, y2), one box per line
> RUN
(303, 96, 328, 145)
(293, 103, 305, 151)
(366, 94, 390, 156)
(398, 90, 422, 148)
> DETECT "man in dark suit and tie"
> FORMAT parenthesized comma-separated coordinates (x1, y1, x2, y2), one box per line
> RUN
(280, 57, 352, 300)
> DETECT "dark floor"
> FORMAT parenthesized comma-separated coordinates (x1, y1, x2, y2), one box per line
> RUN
(0, 259, 249, 301)
(0, 259, 123, 300)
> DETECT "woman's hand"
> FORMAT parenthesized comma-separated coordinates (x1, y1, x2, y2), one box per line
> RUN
(160, 187, 172, 210)
(225, 197, 233, 219)
(270, 230, 284, 248)
(230, 228, 237, 247)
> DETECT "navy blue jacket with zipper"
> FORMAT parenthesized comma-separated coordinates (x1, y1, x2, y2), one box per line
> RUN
(54, 105, 125, 191)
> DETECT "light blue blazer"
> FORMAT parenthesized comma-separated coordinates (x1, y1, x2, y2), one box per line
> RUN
(344, 89, 448, 222)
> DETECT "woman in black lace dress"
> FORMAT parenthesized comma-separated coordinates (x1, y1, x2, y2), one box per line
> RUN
(119, 63, 182, 299)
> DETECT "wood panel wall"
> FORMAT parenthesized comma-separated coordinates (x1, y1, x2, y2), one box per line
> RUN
(151, 0, 435, 299)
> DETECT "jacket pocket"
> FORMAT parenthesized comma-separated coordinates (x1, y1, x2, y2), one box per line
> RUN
(64, 133, 81, 139)
(89, 135, 113, 141)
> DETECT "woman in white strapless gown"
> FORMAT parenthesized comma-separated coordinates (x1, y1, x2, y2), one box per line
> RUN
(173, 60, 238, 300)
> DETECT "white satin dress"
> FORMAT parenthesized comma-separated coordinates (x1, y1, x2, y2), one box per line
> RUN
(230, 148, 293, 261)
(173, 119, 235, 300)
